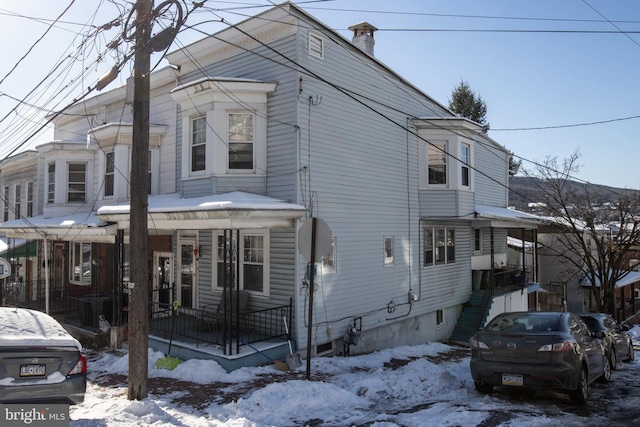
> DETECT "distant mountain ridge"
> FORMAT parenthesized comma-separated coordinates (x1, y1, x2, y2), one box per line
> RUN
(508, 176, 632, 213)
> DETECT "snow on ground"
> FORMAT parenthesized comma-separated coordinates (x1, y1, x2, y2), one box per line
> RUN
(69, 343, 640, 427)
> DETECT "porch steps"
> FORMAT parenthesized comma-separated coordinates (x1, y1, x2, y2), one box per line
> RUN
(449, 291, 492, 346)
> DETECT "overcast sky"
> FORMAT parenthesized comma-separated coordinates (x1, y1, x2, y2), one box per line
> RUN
(1, 0, 639, 189)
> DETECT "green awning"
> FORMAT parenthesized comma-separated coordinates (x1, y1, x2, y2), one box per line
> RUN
(0, 240, 37, 258)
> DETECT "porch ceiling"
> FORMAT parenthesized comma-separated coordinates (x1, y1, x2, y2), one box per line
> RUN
(0, 212, 117, 242)
(96, 191, 307, 230)
(472, 204, 543, 229)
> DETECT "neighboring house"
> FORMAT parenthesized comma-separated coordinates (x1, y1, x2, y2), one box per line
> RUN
(537, 217, 640, 323)
(0, 3, 540, 369)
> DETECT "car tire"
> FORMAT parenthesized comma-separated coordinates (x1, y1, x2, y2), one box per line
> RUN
(597, 354, 612, 383)
(609, 348, 617, 370)
(569, 367, 588, 405)
(474, 381, 494, 394)
(626, 341, 635, 362)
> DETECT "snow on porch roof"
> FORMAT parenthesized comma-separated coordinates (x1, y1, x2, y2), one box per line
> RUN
(96, 191, 308, 230)
(0, 212, 117, 242)
(474, 204, 544, 228)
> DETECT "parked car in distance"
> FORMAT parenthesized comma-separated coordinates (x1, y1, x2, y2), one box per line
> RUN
(470, 311, 610, 404)
(0, 307, 87, 405)
(578, 312, 635, 369)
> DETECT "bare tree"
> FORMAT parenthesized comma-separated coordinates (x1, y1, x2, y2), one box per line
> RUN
(526, 151, 640, 314)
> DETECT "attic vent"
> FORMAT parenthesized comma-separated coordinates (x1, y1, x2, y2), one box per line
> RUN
(309, 33, 324, 59)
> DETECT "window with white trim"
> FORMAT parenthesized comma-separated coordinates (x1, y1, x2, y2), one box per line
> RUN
(473, 228, 482, 254)
(27, 182, 33, 217)
(3, 186, 8, 221)
(461, 143, 470, 187)
(70, 241, 92, 285)
(424, 226, 455, 266)
(104, 151, 115, 197)
(322, 237, 336, 272)
(14, 183, 21, 220)
(191, 116, 206, 172)
(228, 112, 254, 170)
(428, 142, 447, 185)
(309, 33, 324, 59)
(436, 309, 445, 327)
(47, 163, 55, 204)
(67, 163, 86, 203)
(213, 230, 270, 295)
(384, 236, 394, 266)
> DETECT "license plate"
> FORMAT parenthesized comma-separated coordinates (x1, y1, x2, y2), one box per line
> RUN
(502, 374, 523, 386)
(20, 364, 46, 377)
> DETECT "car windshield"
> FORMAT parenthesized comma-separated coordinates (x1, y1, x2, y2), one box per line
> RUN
(485, 313, 560, 333)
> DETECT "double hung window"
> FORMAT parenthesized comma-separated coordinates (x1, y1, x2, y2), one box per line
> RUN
(68, 163, 86, 203)
(70, 242, 92, 285)
(461, 143, 470, 187)
(423, 226, 455, 266)
(191, 116, 206, 172)
(228, 113, 254, 170)
(214, 230, 269, 294)
(428, 142, 447, 185)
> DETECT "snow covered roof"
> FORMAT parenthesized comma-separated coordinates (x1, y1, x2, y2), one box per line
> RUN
(0, 307, 82, 350)
(0, 212, 116, 242)
(97, 191, 307, 230)
(474, 204, 544, 228)
(581, 271, 640, 288)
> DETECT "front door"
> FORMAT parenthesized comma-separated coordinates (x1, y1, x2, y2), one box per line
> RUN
(178, 240, 196, 309)
(152, 252, 173, 317)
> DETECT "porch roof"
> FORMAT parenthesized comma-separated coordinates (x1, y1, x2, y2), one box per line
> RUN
(581, 271, 640, 289)
(96, 191, 307, 230)
(473, 204, 543, 229)
(0, 212, 117, 242)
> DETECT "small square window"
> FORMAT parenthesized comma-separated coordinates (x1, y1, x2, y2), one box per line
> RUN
(436, 309, 445, 327)
(322, 237, 336, 272)
(384, 236, 394, 266)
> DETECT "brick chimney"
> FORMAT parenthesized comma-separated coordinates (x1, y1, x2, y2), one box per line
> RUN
(348, 22, 378, 56)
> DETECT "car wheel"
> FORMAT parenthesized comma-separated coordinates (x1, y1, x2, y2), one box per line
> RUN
(626, 341, 635, 362)
(609, 348, 617, 370)
(569, 367, 588, 405)
(598, 354, 612, 383)
(474, 381, 494, 394)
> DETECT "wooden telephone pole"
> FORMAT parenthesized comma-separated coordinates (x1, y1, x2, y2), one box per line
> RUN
(128, 0, 152, 401)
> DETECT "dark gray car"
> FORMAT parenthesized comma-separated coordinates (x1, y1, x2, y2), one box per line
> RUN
(579, 312, 635, 369)
(0, 307, 86, 404)
(470, 311, 610, 404)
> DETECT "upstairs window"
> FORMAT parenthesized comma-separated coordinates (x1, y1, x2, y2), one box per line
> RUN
(14, 184, 21, 220)
(27, 182, 33, 217)
(191, 116, 206, 172)
(322, 237, 337, 272)
(228, 112, 254, 170)
(68, 163, 86, 203)
(47, 163, 55, 204)
(3, 186, 8, 222)
(461, 143, 470, 187)
(104, 151, 115, 197)
(428, 142, 447, 185)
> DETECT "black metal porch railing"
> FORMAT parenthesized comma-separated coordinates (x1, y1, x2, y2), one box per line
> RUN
(148, 299, 292, 354)
(1, 279, 65, 315)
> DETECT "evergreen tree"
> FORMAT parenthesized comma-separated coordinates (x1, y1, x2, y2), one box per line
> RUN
(448, 79, 489, 133)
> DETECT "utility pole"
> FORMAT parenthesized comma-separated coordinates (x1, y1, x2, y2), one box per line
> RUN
(128, 0, 152, 401)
